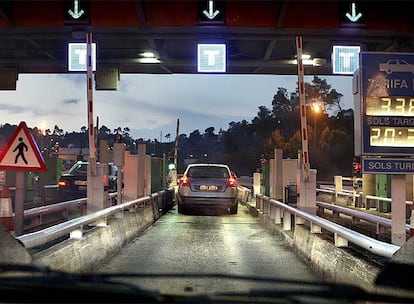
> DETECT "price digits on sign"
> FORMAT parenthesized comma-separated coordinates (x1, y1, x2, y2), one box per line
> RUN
(366, 96, 414, 116)
(370, 126, 414, 147)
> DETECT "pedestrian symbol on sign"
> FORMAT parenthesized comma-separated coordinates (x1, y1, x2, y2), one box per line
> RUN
(0, 121, 47, 172)
(13, 137, 28, 165)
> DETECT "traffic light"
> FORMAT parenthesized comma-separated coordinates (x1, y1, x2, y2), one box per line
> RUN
(352, 159, 362, 177)
(167, 157, 175, 171)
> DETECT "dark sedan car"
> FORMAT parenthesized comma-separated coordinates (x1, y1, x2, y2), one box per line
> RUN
(57, 161, 118, 202)
(176, 163, 238, 214)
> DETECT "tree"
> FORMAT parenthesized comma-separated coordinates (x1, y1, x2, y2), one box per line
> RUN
(204, 127, 215, 136)
(304, 76, 344, 115)
(164, 133, 171, 142)
(264, 130, 287, 158)
(271, 87, 295, 114)
(53, 125, 63, 137)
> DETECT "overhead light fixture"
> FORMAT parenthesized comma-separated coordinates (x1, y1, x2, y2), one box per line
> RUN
(294, 54, 311, 60)
(141, 52, 156, 58)
(289, 57, 326, 66)
(138, 50, 160, 64)
(138, 58, 161, 64)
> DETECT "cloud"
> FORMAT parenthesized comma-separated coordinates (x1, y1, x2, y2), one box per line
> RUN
(0, 103, 26, 114)
(63, 98, 80, 104)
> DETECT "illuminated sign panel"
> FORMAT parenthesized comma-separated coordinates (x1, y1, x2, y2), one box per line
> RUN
(360, 52, 414, 156)
(332, 45, 360, 74)
(197, 44, 226, 73)
(68, 43, 97, 72)
(362, 158, 414, 174)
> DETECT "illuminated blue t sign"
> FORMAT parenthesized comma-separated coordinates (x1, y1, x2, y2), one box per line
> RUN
(68, 43, 97, 72)
(332, 45, 360, 75)
(197, 44, 226, 73)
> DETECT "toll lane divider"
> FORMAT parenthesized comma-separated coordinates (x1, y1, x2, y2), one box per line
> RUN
(316, 201, 411, 234)
(255, 194, 399, 258)
(17, 191, 168, 249)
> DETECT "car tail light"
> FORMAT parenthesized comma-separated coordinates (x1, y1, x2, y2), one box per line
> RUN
(180, 176, 189, 187)
(58, 181, 69, 187)
(227, 177, 237, 188)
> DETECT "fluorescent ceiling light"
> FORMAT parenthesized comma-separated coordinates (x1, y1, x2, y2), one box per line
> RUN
(290, 58, 326, 66)
(138, 58, 161, 64)
(141, 52, 156, 58)
(294, 54, 311, 60)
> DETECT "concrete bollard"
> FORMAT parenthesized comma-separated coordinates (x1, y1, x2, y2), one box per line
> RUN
(0, 185, 14, 233)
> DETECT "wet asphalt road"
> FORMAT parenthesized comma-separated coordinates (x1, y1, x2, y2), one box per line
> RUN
(97, 204, 321, 295)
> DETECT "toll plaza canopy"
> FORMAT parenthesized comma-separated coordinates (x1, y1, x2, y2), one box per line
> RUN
(0, 0, 413, 78)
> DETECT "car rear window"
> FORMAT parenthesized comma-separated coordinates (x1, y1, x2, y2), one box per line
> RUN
(187, 166, 229, 178)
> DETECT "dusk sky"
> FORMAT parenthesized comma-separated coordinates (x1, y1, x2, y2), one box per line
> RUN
(0, 73, 353, 141)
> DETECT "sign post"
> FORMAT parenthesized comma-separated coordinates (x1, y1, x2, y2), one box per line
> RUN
(356, 52, 414, 245)
(0, 121, 47, 236)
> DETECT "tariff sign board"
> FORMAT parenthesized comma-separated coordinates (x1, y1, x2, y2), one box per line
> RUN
(360, 52, 414, 156)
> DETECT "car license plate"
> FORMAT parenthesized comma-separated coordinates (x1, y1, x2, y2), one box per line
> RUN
(74, 180, 87, 186)
(200, 185, 218, 191)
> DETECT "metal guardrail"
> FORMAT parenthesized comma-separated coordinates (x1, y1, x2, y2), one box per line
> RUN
(22, 193, 118, 229)
(316, 201, 411, 234)
(237, 186, 252, 204)
(17, 191, 166, 249)
(317, 187, 361, 198)
(255, 194, 400, 258)
(317, 187, 413, 213)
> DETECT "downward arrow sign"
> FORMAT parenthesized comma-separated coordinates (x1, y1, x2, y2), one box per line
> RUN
(203, 0, 220, 20)
(345, 2, 362, 22)
(68, 0, 84, 19)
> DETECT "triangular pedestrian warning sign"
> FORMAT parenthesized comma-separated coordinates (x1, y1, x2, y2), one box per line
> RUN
(0, 121, 47, 172)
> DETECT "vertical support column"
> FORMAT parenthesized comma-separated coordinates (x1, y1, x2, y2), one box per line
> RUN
(87, 164, 107, 216)
(283, 210, 291, 231)
(253, 173, 261, 197)
(296, 36, 310, 183)
(174, 119, 179, 172)
(86, 32, 96, 175)
(274, 149, 283, 201)
(162, 153, 167, 189)
(362, 173, 376, 209)
(113, 143, 125, 205)
(269, 159, 275, 198)
(137, 144, 146, 198)
(391, 175, 407, 246)
(334, 175, 343, 198)
(14, 172, 25, 236)
(145, 155, 152, 196)
(298, 169, 317, 215)
(274, 207, 281, 224)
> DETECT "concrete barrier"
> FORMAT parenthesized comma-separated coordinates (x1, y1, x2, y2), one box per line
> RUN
(0, 225, 32, 265)
(252, 209, 381, 288)
(32, 201, 161, 273)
